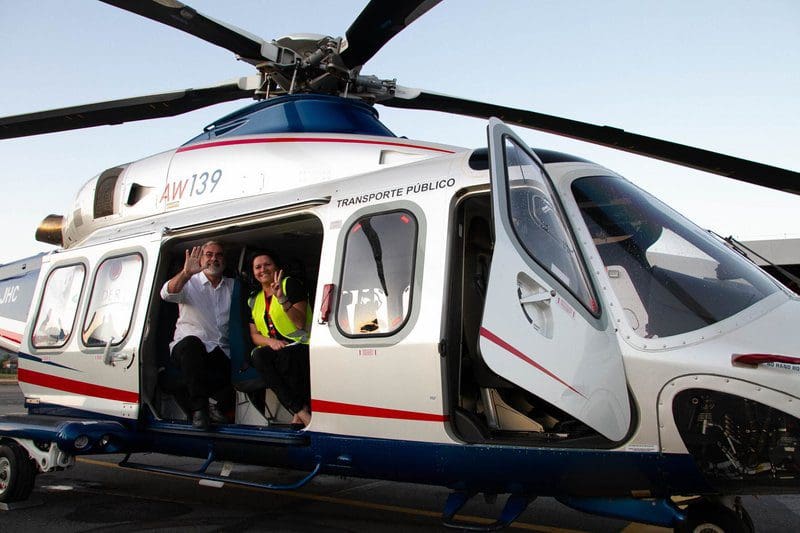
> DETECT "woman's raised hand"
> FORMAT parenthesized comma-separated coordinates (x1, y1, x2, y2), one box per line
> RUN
(271, 269, 285, 298)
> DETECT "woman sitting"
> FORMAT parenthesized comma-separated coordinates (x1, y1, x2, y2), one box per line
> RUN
(248, 250, 312, 426)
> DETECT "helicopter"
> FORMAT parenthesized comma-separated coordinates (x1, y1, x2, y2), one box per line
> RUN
(1, 1, 799, 531)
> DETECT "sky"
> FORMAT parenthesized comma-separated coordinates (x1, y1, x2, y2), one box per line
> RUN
(0, 0, 798, 264)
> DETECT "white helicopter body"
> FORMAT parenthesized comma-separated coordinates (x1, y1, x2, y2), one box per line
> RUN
(1, 3, 798, 531)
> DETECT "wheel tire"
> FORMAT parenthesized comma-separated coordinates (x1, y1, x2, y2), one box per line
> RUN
(0, 442, 37, 503)
(675, 501, 750, 533)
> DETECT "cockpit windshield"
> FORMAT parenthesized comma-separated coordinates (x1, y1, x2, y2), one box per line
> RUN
(572, 175, 780, 338)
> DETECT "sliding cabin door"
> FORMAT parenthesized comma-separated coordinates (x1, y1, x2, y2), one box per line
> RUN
(21, 234, 160, 419)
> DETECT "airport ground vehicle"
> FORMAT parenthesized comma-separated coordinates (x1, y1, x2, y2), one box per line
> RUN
(1, 2, 799, 530)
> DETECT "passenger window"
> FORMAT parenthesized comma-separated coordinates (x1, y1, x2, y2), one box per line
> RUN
(82, 254, 143, 347)
(504, 137, 597, 313)
(337, 211, 417, 336)
(32, 264, 85, 349)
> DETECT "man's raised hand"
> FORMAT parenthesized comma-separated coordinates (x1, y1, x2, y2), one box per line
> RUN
(183, 246, 203, 277)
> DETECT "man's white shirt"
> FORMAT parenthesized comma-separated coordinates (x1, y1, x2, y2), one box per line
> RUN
(161, 272, 233, 356)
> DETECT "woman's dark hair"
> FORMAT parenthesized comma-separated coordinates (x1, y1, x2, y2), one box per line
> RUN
(249, 249, 281, 270)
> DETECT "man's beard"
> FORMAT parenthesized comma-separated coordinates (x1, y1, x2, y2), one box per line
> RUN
(204, 262, 224, 277)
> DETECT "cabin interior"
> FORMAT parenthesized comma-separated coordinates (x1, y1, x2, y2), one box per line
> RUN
(141, 213, 323, 427)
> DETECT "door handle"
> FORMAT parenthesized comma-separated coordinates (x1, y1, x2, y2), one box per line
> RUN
(102, 337, 130, 366)
(519, 289, 556, 305)
(517, 273, 555, 339)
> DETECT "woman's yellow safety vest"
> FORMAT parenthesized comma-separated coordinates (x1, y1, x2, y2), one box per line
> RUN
(250, 278, 312, 344)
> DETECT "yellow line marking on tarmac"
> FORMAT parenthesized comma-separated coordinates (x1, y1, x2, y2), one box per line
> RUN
(77, 457, 660, 532)
(620, 525, 671, 533)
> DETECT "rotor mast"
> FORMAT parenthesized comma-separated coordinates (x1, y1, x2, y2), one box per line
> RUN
(249, 34, 396, 103)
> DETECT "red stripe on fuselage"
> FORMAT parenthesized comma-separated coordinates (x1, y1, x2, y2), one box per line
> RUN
(479, 327, 586, 399)
(18, 368, 139, 404)
(0, 328, 22, 344)
(312, 399, 448, 422)
(176, 136, 456, 154)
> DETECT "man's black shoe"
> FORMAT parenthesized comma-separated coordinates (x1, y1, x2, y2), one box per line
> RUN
(208, 404, 227, 424)
(192, 409, 210, 430)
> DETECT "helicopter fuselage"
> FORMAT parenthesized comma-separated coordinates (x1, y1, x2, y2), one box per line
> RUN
(1, 99, 798, 529)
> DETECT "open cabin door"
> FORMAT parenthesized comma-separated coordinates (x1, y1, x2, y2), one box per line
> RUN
(479, 118, 630, 441)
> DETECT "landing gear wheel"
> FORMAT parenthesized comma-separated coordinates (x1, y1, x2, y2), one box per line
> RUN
(0, 442, 37, 503)
(675, 500, 754, 533)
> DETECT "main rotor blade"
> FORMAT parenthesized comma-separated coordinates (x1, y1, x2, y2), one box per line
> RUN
(339, 0, 442, 70)
(99, 0, 265, 62)
(0, 81, 254, 139)
(383, 89, 800, 195)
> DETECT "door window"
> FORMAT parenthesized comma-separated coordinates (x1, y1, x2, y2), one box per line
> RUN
(82, 254, 143, 347)
(31, 264, 85, 349)
(337, 211, 417, 336)
(504, 137, 597, 312)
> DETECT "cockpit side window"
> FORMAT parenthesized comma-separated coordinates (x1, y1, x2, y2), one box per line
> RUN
(336, 210, 418, 337)
(573, 175, 780, 338)
(31, 264, 85, 349)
